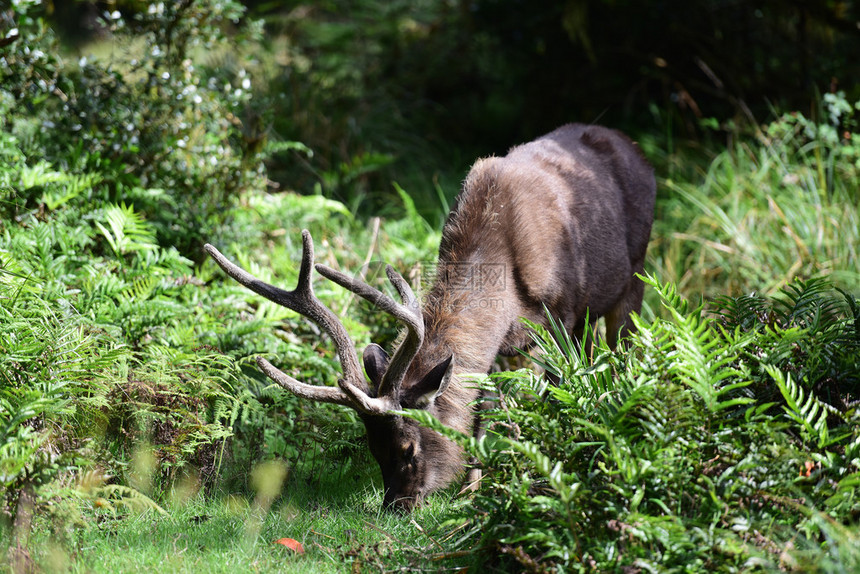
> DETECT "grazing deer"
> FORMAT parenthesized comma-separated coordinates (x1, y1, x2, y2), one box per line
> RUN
(205, 123, 656, 511)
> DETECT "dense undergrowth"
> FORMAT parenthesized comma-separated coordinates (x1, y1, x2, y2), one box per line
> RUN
(407, 277, 860, 572)
(2, 1, 860, 572)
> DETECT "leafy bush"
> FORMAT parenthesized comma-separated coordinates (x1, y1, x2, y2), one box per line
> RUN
(0, 267, 122, 510)
(0, 123, 242, 523)
(3, 0, 268, 256)
(713, 277, 860, 409)
(0, 3, 278, 546)
(407, 276, 860, 572)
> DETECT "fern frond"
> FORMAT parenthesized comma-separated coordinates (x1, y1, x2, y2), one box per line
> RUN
(645, 277, 753, 413)
(19, 161, 67, 190)
(504, 440, 581, 504)
(96, 484, 168, 515)
(766, 365, 843, 448)
(94, 203, 158, 257)
(774, 277, 838, 330)
(639, 272, 691, 315)
(711, 291, 771, 331)
(122, 275, 158, 301)
(836, 287, 860, 339)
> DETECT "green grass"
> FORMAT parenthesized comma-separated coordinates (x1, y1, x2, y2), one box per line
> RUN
(646, 107, 860, 306)
(13, 471, 478, 573)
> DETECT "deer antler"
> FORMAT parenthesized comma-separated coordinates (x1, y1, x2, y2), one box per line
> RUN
(204, 230, 401, 415)
(315, 264, 424, 399)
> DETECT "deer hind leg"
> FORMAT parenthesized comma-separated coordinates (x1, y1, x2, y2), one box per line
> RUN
(604, 271, 646, 350)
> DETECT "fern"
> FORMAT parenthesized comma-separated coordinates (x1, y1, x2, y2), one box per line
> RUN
(774, 277, 840, 329)
(640, 273, 754, 413)
(427, 273, 860, 572)
(640, 271, 691, 315)
(716, 278, 860, 410)
(711, 291, 771, 331)
(93, 484, 168, 516)
(42, 172, 102, 211)
(94, 203, 158, 258)
(18, 161, 67, 190)
(122, 275, 159, 302)
(505, 440, 581, 504)
(766, 365, 845, 448)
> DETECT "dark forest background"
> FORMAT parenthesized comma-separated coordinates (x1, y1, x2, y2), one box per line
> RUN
(42, 0, 860, 215)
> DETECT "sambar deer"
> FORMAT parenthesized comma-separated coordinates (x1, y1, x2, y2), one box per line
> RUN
(205, 123, 656, 511)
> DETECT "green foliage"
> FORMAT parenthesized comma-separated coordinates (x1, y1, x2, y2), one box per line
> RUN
(768, 366, 843, 449)
(94, 203, 159, 257)
(423, 277, 860, 572)
(257, 0, 466, 218)
(0, 251, 125, 534)
(712, 277, 860, 407)
(244, 0, 860, 228)
(0, 125, 245, 529)
(3, 0, 269, 256)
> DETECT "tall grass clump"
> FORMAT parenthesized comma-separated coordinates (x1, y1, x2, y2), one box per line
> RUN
(651, 94, 860, 300)
(405, 276, 859, 572)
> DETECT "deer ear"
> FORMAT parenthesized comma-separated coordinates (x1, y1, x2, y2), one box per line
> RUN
(403, 354, 454, 408)
(363, 343, 390, 392)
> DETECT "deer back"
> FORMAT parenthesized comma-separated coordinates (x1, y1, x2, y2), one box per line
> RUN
(428, 123, 655, 358)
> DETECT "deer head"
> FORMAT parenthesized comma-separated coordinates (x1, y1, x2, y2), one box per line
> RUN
(204, 231, 461, 511)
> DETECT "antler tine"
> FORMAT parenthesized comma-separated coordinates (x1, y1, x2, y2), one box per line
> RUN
(203, 231, 395, 415)
(377, 265, 425, 396)
(315, 262, 425, 399)
(385, 265, 421, 314)
(255, 356, 393, 414)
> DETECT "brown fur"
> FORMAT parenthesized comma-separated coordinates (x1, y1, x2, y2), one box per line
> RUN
(366, 123, 656, 511)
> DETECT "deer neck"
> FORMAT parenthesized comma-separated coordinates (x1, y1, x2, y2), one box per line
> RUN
(422, 263, 518, 376)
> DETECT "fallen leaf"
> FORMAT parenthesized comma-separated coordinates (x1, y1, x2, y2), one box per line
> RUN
(274, 537, 305, 554)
